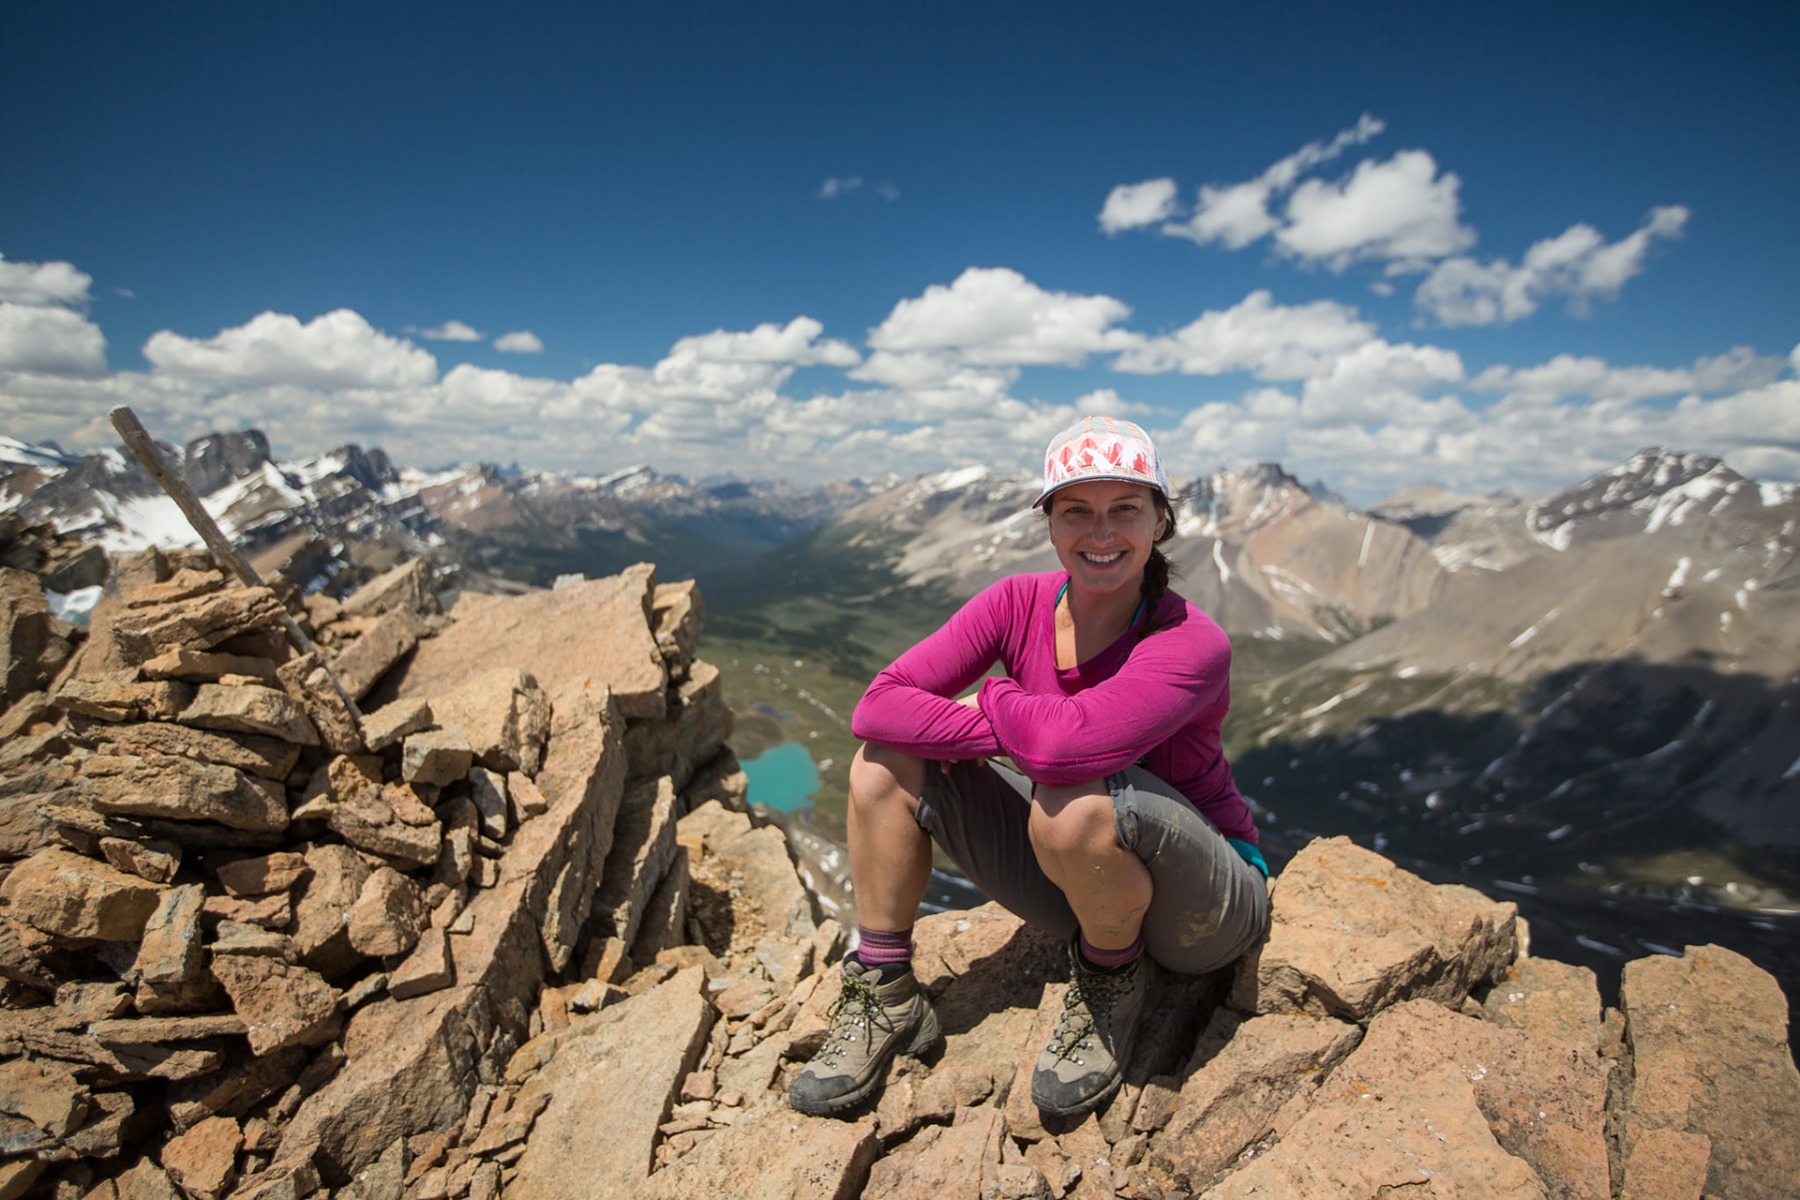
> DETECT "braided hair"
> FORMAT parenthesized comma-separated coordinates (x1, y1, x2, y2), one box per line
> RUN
(1139, 490, 1180, 637)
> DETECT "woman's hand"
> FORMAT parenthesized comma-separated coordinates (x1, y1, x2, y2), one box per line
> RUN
(941, 692, 987, 772)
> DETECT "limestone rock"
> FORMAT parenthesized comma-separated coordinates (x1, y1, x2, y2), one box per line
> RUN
(680, 748, 749, 815)
(75, 718, 301, 781)
(431, 667, 550, 776)
(1331, 999, 1611, 1200)
(160, 1114, 242, 1200)
(341, 559, 434, 619)
(1200, 1061, 1548, 1198)
(107, 1157, 184, 1198)
(401, 727, 472, 788)
(524, 683, 627, 973)
(275, 690, 624, 1177)
(390, 927, 454, 1000)
(360, 696, 432, 752)
(290, 843, 375, 979)
(204, 890, 291, 929)
(101, 835, 182, 883)
(215, 851, 309, 897)
(0, 1056, 89, 1137)
(651, 580, 704, 671)
(622, 659, 731, 789)
(275, 651, 364, 754)
(506, 968, 713, 1198)
(864, 1104, 1004, 1200)
(164, 1050, 306, 1137)
(348, 867, 427, 958)
(0, 847, 166, 940)
(643, 1101, 881, 1200)
(140, 646, 279, 684)
(598, 776, 680, 948)
(1229, 835, 1518, 1020)
(331, 608, 427, 702)
(392, 564, 666, 720)
(81, 753, 289, 833)
(466, 767, 510, 842)
(1, 563, 51, 705)
(678, 801, 818, 943)
(180, 683, 319, 746)
(55, 675, 195, 722)
(313, 757, 441, 869)
(508, 770, 549, 818)
(1619, 944, 1800, 1200)
(109, 585, 289, 664)
(1620, 1127, 1711, 1200)
(630, 846, 691, 965)
(133, 883, 207, 987)
(211, 950, 342, 1056)
(1144, 1009, 1363, 1195)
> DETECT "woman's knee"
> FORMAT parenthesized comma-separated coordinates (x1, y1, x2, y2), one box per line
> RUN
(848, 742, 926, 816)
(1028, 779, 1116, 858)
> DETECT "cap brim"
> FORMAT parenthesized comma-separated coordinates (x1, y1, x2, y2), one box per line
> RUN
(1032, 473, 1165, 508)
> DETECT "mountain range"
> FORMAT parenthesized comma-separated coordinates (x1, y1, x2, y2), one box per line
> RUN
(4, 426, 1797, 998)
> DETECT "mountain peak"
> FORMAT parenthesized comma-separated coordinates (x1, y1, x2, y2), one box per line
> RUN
(1527, 447, 1755, 549)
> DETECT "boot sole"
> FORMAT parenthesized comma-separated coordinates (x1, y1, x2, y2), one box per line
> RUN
(1032, 1067, 1124, 1118)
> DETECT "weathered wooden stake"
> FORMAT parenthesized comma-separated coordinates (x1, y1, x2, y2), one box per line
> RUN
(108, 405, 362, 717)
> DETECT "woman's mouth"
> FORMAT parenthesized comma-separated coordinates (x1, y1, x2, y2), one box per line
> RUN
(1081, 551, 1123, 565)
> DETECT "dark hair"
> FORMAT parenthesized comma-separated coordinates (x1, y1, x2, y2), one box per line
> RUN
(1139, 491, 1179, 637)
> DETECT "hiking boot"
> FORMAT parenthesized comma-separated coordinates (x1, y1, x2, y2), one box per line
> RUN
(788, 958, 940, 1116)
(1030, 942, 1151, 1116)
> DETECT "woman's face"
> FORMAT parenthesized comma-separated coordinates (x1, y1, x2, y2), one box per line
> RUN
(1045, 480, 1167, 596)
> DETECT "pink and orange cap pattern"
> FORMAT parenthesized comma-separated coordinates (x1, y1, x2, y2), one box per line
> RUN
(1032, 415, 1171, 509)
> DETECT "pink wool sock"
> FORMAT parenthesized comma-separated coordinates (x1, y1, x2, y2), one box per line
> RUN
(855, 926, 914, 970)
(1077, 933, 1144, 972)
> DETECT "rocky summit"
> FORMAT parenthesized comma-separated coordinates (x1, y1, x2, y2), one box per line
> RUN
(1, 548, 1797, 1199)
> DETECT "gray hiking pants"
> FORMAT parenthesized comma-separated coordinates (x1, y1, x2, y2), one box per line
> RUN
(915, 759, 1270, 976)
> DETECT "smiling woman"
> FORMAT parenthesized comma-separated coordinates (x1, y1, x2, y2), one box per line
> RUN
(788, 414, 1271, 1122)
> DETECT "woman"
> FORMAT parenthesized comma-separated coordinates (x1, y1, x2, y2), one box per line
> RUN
(789, 415, 1269, 1119)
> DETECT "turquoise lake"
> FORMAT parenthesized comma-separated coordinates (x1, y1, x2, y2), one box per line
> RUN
(739, 741, 822, 813)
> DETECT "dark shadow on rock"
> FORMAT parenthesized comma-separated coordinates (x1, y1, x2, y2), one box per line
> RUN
(926, 920, 1065, 1041)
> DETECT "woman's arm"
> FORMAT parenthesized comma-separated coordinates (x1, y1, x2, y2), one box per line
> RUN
(978, 612, 1229, 784)
(850, 580, 1017, 760)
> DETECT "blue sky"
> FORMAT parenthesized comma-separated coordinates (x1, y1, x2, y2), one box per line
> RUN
(3, 2, 1796, 504)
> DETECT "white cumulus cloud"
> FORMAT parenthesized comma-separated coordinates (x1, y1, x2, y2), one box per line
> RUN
(1417, 205, 1691, 326)
(1099, 179, 1179, 234)
(1113, 290, 1376, 380)
(1153, 115, 1387, 251)
(866, 267, 1136, 368)
(411, 320, 484, 342)
(0, 303, 108, 377)
(0, 254, 94, 307)
(495, 330, 545, 354)
(1277, 149, 1475, 270)
(144, 309, 439, 390)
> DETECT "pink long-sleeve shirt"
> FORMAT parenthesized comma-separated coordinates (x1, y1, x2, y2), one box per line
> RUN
(851, 571, 1257, 844)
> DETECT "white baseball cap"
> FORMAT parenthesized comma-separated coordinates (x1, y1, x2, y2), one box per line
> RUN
(1032, 415, 1170, 508)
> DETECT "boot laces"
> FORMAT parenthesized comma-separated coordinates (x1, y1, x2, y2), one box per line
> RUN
(1047, 964, 1133, 1063)
(815, 972, 891, 1066)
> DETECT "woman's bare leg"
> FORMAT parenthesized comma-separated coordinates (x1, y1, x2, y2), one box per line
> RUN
(1028, 780, 1151, 950)
(846, 742, 934, 932)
